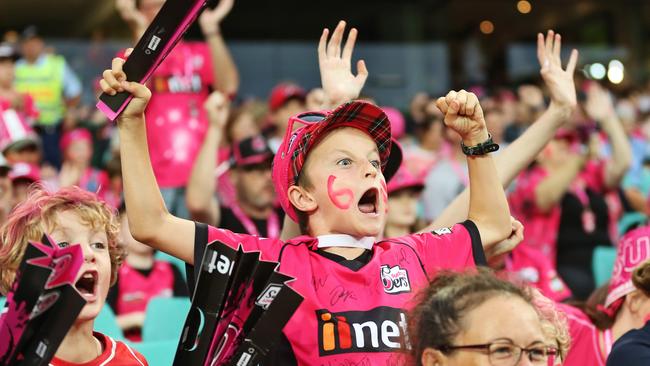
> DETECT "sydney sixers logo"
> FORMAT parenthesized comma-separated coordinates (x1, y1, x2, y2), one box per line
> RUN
(380, 265, 411, 295)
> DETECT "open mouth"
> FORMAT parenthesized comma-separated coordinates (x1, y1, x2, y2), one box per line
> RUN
(358, 188, 379, 215)
(75, 270, 98, 298)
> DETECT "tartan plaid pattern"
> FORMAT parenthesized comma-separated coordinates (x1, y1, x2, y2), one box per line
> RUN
(272, 101, 392, 222)
(289, 101, 392, 187)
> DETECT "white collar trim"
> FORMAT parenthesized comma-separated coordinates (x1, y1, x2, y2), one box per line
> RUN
(316, 234, 375, 250)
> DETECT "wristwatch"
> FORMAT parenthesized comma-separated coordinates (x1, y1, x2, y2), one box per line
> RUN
(461, 134, 500, 156)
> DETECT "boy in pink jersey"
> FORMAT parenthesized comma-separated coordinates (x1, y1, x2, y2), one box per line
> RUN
(101, 21, 512, 365)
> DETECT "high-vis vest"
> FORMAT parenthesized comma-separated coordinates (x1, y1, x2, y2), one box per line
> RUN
(14, 55, 65, 126)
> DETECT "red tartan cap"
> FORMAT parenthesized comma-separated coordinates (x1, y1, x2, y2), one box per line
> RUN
(272, 101, 392, 222)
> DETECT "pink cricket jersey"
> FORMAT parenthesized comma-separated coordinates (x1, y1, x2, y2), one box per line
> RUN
(556, 303, 609, 366)
(192, 221, 485, 365)
(140, 41, 214, 189)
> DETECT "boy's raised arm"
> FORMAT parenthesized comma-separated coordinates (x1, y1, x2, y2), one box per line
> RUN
(419, 91, 511, 248)
(100, 51, 196, 264)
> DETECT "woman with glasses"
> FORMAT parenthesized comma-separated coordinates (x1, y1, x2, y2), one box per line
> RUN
(409, 269, 558, 366)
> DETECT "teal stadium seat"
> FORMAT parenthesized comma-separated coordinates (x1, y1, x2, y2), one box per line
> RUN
(142, 297, 191, 342)
(155, 251, 187, 281)
(131, 340, 177, 366)
(94, 305, 125, 341)
(593, 246, 618, 288)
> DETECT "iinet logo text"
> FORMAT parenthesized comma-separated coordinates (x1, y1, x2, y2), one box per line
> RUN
(317, 307, 410, 356)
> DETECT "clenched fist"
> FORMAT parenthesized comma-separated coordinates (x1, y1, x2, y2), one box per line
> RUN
(435, 90, 489, 146)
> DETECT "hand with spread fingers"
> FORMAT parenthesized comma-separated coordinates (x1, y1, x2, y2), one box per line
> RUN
(318, 20, 368, 108)
(435, 90, 488, 145)
(199, 0, 234, 35)
(98, 48, 151, 122)
(584, 82, 616, 123)
(537, 30, 579, 117)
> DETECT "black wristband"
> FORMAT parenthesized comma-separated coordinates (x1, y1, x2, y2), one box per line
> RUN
(461, 134, 500, 156)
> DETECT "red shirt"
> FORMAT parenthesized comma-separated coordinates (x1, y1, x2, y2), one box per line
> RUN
(49, 332, 147, 366)
(189, 221, 485, 365)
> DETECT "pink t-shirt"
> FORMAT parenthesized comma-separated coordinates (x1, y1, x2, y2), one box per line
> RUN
(505, 244, 572, 302)
(141, 41, 214, 188)
(508, 161, 610, 268)
(193, 221, 484, 365)
(556, 303, 609, 366)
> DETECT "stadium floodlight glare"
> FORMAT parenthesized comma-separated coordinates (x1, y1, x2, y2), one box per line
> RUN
(589, 63, 606, 80)
(607, 60, 624, 84)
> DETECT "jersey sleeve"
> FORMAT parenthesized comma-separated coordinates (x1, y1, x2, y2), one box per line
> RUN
(410, 220, 486, 276)
(185, 222, 282, 294)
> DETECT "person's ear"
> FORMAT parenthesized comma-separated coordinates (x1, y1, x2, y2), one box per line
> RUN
(288, 185, 317, 213)
(422, 348, 448, 366)
(627, 290, 646, 315)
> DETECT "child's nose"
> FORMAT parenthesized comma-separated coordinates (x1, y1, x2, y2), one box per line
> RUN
(363, 161, 378, 178)
(82, 243, 96, 263)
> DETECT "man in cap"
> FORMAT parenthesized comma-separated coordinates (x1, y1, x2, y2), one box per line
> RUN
(187, 92, 282, 238)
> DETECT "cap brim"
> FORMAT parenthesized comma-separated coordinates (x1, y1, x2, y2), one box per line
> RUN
(384, 139, 402, 183)
(311, 101, 393, 174)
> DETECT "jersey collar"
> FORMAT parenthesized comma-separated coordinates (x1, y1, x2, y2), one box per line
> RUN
(316, 234, 375, 250)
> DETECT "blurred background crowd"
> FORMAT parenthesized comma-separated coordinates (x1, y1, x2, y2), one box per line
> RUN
(0, 0, 650, 363)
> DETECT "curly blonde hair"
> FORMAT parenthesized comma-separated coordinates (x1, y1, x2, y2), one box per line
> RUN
(529, 289, 571, 362)
(0, 185, 125, 295)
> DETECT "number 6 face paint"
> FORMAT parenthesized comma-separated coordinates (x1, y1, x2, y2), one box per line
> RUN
(380, 180, 389, 214)
(327, 175, 354, 210)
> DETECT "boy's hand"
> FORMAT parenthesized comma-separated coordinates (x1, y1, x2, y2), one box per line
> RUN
(537, 30, 579, 117)
(99, 48, 151, 122)
(203, 91, 230, 130)
(318, 20, 368, 107)
(436, 90, 488, 146)
(199, 0, 234, 35)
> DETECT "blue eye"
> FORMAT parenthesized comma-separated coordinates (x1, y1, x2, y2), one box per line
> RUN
(370, 160, 381, 169)
(337, 158, 352, 166)
(57, 242, 70, 248)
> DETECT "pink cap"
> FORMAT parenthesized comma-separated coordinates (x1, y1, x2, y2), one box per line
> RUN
(387, 163, 424, 194)
(605, 225, 650, 309)
(268, 83, 306, 112)
(0, 108, 39, 153)
(272, 101, 392, 222)
(60, 128, 92, 152)
(381, 106, 405, 140)
(9, 162, 40, 183)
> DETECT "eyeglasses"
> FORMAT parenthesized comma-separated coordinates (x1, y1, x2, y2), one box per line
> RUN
(441, 342, 557, 366)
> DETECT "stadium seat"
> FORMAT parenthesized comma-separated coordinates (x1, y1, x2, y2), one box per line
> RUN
(155, 251, 187, 281)
(131, 340, 177, 366)
(94, 305, 125, 341)
(142, 297, 191, 342)
(593, 246, 618, 288)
